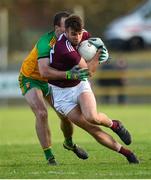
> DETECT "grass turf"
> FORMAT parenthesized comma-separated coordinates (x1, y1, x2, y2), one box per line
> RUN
(0, 104, 151, 179)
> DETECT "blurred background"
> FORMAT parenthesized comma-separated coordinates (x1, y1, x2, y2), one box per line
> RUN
(0, 0, 151, 105)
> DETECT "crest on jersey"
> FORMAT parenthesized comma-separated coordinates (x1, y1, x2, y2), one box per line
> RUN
(49, 37, 56, 48)
(26, 82, 30, 89)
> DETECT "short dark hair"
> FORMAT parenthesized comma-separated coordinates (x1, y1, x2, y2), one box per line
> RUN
(53, 11, 70, 26)
(65, 15, 84, 32)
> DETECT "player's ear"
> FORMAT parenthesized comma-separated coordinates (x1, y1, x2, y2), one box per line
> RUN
(55, 25, 59, 30)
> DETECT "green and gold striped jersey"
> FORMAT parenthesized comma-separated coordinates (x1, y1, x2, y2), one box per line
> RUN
(20, 31, 56, 81)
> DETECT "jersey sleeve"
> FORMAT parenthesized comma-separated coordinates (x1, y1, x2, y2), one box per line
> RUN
(36, 34, 51, 60)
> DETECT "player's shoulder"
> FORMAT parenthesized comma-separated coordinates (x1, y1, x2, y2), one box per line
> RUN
(36, 31, 56, 58)
(37, 31, 56, 46)
(40, 31, 55, 40)
(57, 33, 75, 53)
(82, 29, 91, 40)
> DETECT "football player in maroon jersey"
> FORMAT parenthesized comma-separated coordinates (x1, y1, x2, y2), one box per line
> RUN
(48, 15, 139, 164)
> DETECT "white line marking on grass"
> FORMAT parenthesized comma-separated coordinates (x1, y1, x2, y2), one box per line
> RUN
(48, 171, 76, 175)
(29, 170, 76, 175)
(95, 171, 151, 177)
(0, 141, 38, 145)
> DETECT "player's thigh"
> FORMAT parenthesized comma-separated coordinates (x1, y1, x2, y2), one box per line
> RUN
(45, 94, 53, 106)
(67, 105, 84, 125)
(78, 91, 97, 118)
(56, 111, 68, 122)
(25, 88, 47, 113)
(44, 85, 53, 106)
(67, 105, 100, 132)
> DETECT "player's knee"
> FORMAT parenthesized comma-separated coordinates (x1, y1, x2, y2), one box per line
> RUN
(98, 112, 109, 122)
(85, 113, 99, 124)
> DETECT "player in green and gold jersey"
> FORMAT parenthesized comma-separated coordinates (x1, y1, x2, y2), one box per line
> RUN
(18, 12, 89, 165)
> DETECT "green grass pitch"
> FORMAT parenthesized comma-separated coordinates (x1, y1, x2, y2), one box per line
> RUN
(0, 104, 151, 179)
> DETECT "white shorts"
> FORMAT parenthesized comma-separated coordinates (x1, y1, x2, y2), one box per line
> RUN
(49, 80, 92, 116)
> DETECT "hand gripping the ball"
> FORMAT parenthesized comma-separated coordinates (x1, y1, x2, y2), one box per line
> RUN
(88, 37, 104, 49)
(99, 46, 109, 64)
(66, 65, 90, 81)
(88, 37, 109, 64)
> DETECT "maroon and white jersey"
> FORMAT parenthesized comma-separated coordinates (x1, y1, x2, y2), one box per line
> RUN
(48, 30, 90, 87)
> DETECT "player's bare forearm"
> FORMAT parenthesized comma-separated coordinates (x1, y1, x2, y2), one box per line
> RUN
(87, 50, 100, 75)
(38, 58, 66, 80)
(43, 67, 66, 80)
(38, 58, 90, 81)
(87, 59, 98, 75)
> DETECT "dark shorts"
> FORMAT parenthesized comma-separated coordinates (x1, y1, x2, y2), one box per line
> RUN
(18, 73, 51, 96)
